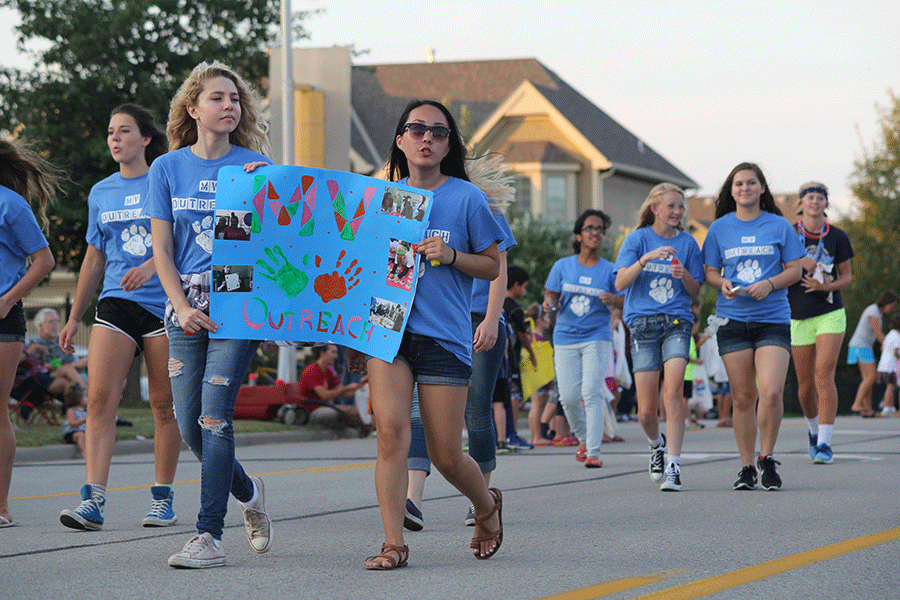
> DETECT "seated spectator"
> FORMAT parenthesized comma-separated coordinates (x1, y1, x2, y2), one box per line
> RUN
(27, 308, 87, 388)
(61, 389, 87, 457)
(299, 345, 369, 432)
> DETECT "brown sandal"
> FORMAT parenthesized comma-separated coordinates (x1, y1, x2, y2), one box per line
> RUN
(365, 543, 409, 570)
(470, 488, 503, 560)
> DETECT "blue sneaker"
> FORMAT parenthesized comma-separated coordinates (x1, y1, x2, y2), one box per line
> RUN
(813, 443, 834, 464)
(403, 498, 424, 531)
(808, 432, 818, 460)
(465, 504, 475, 527)
(506, 434, 533, 450)
(143, 486, 178, 527)
(60, 485, 104, 530)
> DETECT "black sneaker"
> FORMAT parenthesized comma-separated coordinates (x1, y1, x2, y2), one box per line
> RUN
(649, 434, 666, 482)
(403, 498, 423, 531)
(757, 455, 782, 491)
(733, 465, 758, 490)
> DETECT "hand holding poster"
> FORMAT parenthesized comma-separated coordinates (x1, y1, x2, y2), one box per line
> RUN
(210, 165, 433, 362)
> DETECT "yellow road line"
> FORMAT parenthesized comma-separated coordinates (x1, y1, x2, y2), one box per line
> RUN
(10, 461, 375, 501)
(537, 577, 666, 600)
(628, 527, 900, 600)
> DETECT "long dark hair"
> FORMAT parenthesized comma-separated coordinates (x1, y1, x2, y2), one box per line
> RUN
(714, 162, 782, 219)
(387, 100, 468, 182)
(572, 208, 611, 254)
(111, 103, 167, 165)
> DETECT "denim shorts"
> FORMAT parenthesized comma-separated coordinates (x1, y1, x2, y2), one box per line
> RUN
(716, 319, 791, 355)
(0, 300, 26, 342)
(629, 314, 692, 373)
(395, 332, 471, 386)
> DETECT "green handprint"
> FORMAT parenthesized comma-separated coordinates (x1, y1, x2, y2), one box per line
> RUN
(256, 245, 308, 298)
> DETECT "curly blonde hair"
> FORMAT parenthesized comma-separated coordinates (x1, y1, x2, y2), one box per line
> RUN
(636, 182, 685, 229)
(167, 61, 270, 156)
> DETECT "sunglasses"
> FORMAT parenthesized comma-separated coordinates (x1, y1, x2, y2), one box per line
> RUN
(581, 225, 606, 233)
(403, 123, 451, 140)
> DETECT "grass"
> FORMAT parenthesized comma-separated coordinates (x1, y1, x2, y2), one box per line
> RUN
(13, 404, 302, 447)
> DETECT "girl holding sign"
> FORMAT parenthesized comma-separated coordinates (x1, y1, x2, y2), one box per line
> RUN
(703, 163, 803, 491)
(614, 183, 703, 491)
(58, 104, 182, 532)
(351, 100, 505, 570)
(147, 61, 273, 568)
(0, 140, 57, 528)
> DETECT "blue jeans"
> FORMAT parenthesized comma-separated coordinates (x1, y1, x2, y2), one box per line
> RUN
(554, 339, 612, 459)
(407, 314, 504, 474)
(166, 322, 260, 540)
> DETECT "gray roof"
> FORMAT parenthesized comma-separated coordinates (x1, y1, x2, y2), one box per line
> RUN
(350, 58, 696, 187)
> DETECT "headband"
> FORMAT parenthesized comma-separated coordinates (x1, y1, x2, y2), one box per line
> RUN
(799, 186, 828, 199)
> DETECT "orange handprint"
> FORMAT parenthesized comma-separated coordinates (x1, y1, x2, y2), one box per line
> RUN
(313, 250, 362, 303)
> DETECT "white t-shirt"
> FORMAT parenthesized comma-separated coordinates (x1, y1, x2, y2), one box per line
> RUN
(848, 303, 881, 349)
(877, 329, 900, 373)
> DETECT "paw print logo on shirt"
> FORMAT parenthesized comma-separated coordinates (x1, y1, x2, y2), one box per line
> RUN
(649, 277, 674, 304)
(121, 224, 152, 256)
(736, 259, 762, 283)
(570, 294, 590, 317)
(193, 215, 214, 254)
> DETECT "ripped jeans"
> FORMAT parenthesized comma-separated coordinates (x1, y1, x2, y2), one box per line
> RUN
(166, 321, 260, 539)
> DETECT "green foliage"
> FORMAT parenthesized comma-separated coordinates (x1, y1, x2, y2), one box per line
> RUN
(507, 215, 616, 307)
(0, 0, 313, 267)
(843, 89, 900, 325)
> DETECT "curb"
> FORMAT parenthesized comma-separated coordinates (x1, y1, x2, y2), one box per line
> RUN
(14, 424, 362, 465)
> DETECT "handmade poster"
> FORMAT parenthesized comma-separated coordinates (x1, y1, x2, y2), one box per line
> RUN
(210, 165, 433, 362)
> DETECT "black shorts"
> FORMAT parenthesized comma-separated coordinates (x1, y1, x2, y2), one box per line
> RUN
(0, 300, 26, 342)
(94, 297, 165, 356)
(683, 380, 693, 399)
(492, 376, 512, 408)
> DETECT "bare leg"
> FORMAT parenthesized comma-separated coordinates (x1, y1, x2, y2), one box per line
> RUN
(661, 358, 688, 457)
(721, 349, 758, 466)
(364, 358, 414, 569)
(73, 431, 87, 455)
(418, 382, 500, 558)
(792, 344, 818, 419)
(406, 469, 427, 510)
(143, 335, 180, 484)
(852, 361, 877, 414)
(755, 346, 790, 457)
(0, 341, 24, 522)
(528, 391, 548, 444)
(635, 370, 661, 441)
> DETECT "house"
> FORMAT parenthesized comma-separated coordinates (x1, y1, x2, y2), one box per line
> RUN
(687, 194, 799, 247)
(348, 58, 698, 232)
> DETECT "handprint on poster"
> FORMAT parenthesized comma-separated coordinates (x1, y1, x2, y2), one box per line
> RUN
(210, 166, 431, 362)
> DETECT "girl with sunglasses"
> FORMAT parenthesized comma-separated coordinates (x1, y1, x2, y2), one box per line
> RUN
(58, 104, 183, 532)
(147, 61, 273, 568)
(614, 183, 703, 491)
(543, 209, 623, 469)
(787, 181, 853, 463)
(0, 140, 57, 528)
(703, 163, 804, 491)
(350, 99, 505, 570)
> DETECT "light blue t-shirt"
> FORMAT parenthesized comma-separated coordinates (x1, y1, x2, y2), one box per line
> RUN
(86, 172, 166, 319)
(545, 255, 619, 345)
(403, 176, 505, 366)
(470, 210, 515, 316)
(0, 185, 49, 297)
(702, 211, 805, 323)
(615, 227, 704, 326)
(144, 146, 271, 275)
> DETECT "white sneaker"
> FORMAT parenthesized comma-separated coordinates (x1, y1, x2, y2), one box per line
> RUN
(659, 462, 682, 492)
(168, 532, 225, 568)
(242, 476, 272, 553)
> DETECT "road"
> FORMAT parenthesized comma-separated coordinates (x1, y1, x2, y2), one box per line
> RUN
(2, 416, 898, 600)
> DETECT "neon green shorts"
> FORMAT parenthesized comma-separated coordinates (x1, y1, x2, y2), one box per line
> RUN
(790, 308, 847, 346)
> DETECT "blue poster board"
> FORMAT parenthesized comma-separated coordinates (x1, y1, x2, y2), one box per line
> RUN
(210, 165, 433, 362)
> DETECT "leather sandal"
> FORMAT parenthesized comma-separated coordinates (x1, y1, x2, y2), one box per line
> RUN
(365, 543, 409, 570)
(470, 488, 502, 560)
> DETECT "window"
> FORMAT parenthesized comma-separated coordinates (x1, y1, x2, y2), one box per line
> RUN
(545, 174, 567, 222)
(510, 176, 532, 218)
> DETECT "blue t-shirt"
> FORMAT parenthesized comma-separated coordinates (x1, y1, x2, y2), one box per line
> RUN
(545, 255, 619, 345)
(0, 185, 49, 297)
(403, 176, 505, 365)
(144, 146, 271, 275)
(702, 211, 805, 323)
(86, 173, 166, 319)
(470, 210, 516, 316)
(615, 227, 704, 326)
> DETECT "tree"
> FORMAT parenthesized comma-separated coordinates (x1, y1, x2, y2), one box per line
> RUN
(0, 0, 313, 267)
(842, 89, 900, 322)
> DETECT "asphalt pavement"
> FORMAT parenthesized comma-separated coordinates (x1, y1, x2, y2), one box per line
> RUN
(3, 415, 898, 600)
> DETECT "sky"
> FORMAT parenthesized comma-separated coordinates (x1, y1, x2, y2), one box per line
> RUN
(2, 0, 899, 216)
